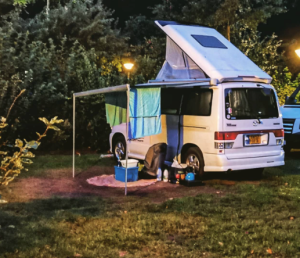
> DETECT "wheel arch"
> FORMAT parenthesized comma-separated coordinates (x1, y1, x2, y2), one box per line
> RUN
(112, 133, 126, 146)
(180, 143, 205, 165)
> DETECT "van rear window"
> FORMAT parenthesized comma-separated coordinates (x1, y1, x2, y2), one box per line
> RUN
(225, 88, 279, 120)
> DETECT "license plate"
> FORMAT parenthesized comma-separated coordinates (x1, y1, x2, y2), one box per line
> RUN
(244, 133, 268, 146)
(249, 135, 261, 144)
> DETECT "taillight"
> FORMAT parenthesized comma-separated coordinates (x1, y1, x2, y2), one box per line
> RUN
(271, 129, 284, 137)
(214, 132, 239, 140)
(215, 129, 284, 140)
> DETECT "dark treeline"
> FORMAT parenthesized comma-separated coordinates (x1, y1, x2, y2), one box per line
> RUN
(0, 0, 299, 152)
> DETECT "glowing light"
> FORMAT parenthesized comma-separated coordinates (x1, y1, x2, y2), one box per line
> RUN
(124, 63, 134, 70)
(295, 49, 300, 58)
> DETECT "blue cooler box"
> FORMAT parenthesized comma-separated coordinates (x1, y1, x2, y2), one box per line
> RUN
(114, 166, 139, 182)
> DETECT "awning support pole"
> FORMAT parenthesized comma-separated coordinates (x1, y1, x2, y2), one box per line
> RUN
(72, 94, 75, 179)
(125, 84, 130, 196)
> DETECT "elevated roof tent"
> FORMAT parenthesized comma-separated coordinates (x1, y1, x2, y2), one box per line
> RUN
(148, 20, 272, 85)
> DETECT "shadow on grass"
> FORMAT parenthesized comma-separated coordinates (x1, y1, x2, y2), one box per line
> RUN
(0, 196, 107, 255)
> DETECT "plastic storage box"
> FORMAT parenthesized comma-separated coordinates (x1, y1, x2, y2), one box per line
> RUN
(114, 166, 139, 182)
(120, 159, 139, 168)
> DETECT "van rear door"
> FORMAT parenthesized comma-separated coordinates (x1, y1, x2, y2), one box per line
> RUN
(221, 85, 284, 159)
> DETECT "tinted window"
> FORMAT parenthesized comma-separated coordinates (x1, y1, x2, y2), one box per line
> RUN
(161, 88, 183, 115)
(161, 88, 213, 116)
(182, 89, 213, 116)
(224, 88, 279, 120)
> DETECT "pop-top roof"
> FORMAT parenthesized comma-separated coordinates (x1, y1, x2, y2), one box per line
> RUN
(155, 20, 272, 84)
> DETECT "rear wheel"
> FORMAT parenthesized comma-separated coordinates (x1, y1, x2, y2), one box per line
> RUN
(112, 136, 126, 160)
(183, 147, 204, 178)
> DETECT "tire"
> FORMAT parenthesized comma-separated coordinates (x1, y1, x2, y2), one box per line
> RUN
(112, 135, 126, 160)
(183, 147, 204, 178)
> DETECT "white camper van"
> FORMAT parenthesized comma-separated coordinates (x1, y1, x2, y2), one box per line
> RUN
(280, 86, 300, 152)
(109, 20, 285, 177)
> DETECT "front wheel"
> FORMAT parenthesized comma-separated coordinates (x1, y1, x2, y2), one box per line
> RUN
(183, 147, 204, 178)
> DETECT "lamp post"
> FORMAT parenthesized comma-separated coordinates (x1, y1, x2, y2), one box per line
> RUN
(295, 49, 300, 58)
(124, 63, 134, 81)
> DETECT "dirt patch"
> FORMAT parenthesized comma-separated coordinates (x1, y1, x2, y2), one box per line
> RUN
(0, 165, 260, 204)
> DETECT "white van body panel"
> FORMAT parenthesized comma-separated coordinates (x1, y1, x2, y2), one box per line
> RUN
(109, 82, 285, 172)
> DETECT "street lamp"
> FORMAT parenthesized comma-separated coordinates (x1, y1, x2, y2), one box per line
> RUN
(124, 63, 134, 80)
(295, 49, 300, 58)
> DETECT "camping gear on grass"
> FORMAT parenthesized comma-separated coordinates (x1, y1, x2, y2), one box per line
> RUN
(115, 166, 138, 182)
(120, 159, 139, 168)
(99, 154, 114, 159)
(168, 160, 187, 184)
(142, 143, 167, 176)
(156, 168, 162, 181)
(163, 169, 169, 182)
(185, 172, 195, 181)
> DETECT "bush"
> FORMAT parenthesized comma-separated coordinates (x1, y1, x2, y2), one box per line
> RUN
(0, 89, 64, 186)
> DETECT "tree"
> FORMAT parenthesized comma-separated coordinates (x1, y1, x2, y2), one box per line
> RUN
(153, 0, 286, 41)
(0, 0, 128, 151)
(234, 23, 285, 75)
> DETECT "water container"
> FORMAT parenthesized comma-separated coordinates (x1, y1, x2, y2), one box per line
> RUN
(157, 168, 162, 181)
(163, 169, 168, 182)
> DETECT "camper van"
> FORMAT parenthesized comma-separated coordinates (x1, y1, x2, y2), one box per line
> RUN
(109, 20, 285, 177)
(280, 85, 300, 152)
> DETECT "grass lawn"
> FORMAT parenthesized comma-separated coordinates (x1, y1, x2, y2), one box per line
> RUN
(1, 152, 300, 257)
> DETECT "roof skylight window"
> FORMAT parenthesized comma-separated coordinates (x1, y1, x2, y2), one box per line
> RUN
(192, 35, 227, 49)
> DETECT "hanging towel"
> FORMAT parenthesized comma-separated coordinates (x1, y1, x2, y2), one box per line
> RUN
(105, 91, 127, 127)
(104, 87, 161, 139)
(129, 87, 161, 139)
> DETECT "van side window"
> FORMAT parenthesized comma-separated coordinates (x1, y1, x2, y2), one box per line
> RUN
(181, 89, 213, 116)
(161, 89, 183, 115)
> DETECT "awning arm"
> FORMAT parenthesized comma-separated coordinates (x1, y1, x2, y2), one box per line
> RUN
(72, 84, 130, 196)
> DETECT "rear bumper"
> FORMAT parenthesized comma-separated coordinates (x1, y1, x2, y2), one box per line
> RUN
(204, 150, 285, 172)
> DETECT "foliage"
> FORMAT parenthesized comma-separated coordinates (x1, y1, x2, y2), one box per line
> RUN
(272, 67, 300, 105)
(153, 0, 286, 41)
(234, 23, 285, 75)
(0, 0, 128, 151)
(0, 90, 64, 186)
(13, 0, 29, 5)
(124, 15, 164, 45)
